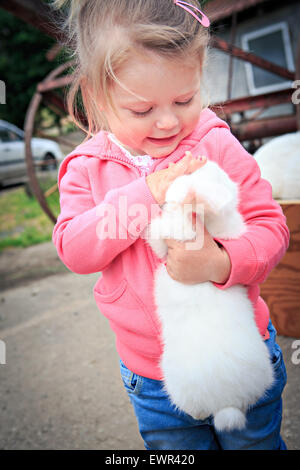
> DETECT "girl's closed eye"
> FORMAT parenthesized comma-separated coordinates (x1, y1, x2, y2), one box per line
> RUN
(130, 96, 194, 118)
(176, 96, 194, 106)
(131, 107, 153, 117)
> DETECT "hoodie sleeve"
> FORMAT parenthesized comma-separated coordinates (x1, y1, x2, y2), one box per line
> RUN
(212, 127, 290, 289)
(52, 157, 160, 274)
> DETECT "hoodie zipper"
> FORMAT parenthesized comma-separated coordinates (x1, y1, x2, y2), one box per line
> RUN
(102, 150, 163, 274)
(100, 151, 144, 178)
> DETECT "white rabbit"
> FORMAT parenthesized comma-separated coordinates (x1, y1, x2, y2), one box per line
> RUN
(253, 131, 300, 199)
(143, 157, 274, 432)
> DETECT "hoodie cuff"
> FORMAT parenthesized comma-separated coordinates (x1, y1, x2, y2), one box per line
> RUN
(212, 236, 258, 289)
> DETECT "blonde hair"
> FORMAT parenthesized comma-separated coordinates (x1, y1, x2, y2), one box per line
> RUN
(50, 0, 210, 141)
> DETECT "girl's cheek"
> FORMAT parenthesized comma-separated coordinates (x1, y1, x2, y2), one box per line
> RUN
(122, 126, 146, 147)
(131, 122, 152, 140)
(187, 107, 203, 129)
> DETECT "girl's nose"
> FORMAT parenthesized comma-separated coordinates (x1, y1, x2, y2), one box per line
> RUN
(156, 111, 179, 131)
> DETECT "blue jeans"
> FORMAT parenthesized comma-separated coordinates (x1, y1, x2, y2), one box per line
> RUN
(119, 320, 287, 450)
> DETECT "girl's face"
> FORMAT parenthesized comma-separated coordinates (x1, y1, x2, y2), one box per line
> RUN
(101, 51, 203, 158)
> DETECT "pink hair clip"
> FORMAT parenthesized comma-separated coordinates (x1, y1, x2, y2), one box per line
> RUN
(173, 0, 210, 27)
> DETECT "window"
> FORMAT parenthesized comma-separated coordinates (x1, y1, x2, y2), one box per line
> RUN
(0, 128, 12, 143)
(241, 22, 295, 95)
(0, 128, 22, 143)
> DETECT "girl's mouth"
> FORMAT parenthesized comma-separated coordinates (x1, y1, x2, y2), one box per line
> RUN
(147, 134, 179, 145)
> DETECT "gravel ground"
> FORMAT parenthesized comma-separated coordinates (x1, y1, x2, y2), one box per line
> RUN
(0, 242, 299, 450)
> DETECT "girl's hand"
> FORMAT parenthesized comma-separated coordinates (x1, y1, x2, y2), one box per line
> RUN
(164, 189, 232, 285)
(146, 151, 206, 206)
(165, 228, 231, 285)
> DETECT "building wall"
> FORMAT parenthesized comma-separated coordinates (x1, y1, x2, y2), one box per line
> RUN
(202, 2, 299, 122)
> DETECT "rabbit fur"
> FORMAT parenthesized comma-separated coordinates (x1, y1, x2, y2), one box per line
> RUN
(143, 159, 274, 432)
(253, 131, 300, 199)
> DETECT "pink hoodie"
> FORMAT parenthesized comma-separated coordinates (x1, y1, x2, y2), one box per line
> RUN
(52, 108, 290, 380)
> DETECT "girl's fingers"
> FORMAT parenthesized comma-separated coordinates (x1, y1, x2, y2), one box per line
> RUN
(168, 154, 191, 176)
(168, 154, 207, 178)
(192, 155, 207, 166)
(186, 156, 206, 174)
(178, 153, 192, 167)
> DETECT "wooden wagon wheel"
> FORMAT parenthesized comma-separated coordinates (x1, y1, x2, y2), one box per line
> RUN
(24, 59, 85, 223)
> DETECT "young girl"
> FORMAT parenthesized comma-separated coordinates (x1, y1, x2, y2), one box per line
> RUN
(51, 0, 289, 450)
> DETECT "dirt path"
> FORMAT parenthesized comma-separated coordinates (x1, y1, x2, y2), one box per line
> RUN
(0, 242, 144, 449)
(0, 241, 68, 292)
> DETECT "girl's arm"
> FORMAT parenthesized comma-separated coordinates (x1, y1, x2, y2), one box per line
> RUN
(52, 154, 204, 275)
(52, 157, 159, 274)
(212, 127, 290, 289)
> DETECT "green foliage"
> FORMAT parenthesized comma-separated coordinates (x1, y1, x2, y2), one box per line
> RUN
(0, 9, 62, 129)
(0, 179, 60, 251)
